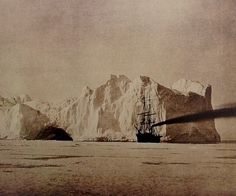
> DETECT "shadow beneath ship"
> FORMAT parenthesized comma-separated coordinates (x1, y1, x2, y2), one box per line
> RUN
(36, 126, 73, 141)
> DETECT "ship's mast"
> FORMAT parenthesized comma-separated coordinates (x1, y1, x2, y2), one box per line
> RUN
(148, 93, 152, 132)
(142, 95, 146, 131)
(137, 87, 156, 134)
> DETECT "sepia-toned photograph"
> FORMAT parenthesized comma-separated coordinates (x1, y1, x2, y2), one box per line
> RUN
(0, 0, 235, 195)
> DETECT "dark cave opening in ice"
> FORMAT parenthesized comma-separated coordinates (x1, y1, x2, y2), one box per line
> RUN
(36, 126, 73, 141)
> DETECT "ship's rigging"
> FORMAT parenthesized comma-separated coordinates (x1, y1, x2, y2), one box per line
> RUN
(135, 87, 162, 143)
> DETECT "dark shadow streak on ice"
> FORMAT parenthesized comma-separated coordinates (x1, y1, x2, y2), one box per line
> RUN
(143, 161, 236, 166)
(216, 149, 236, 151)
(23, 155, 160, 161)
(61, 145, 79, 148)
(143, 162, 191, 165)
(21, 155, 162, 160)
(205, 162, 236, 165)
(131, 148, 169, 150)
(0, 149, 11, 151)
(0, 163, 61, 169)
(216, 156, 236, 159)
(24, 155, 93, 160)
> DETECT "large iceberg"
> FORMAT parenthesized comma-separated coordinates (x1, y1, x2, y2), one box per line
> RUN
(0, 75, 220, 143)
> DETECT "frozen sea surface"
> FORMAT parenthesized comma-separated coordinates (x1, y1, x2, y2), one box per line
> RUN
(0, 140, 235, 196)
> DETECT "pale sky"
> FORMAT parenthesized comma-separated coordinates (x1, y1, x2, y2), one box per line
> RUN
(0, 0, 235, 139)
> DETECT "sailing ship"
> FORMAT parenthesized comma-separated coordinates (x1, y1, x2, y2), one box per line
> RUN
(135, 91, 162, 143)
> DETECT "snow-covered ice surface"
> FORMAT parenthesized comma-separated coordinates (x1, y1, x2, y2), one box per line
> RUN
(0, 141, 235, 195)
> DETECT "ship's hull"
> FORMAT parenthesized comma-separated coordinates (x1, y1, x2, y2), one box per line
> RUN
(136, 132, 162, 143)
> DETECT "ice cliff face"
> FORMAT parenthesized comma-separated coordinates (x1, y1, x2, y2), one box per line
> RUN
(54, 75, 220, 143)
(0, 104, 49, 139)
(0, 75, 220, 143)
(56, 75, 133, 140)
(0, 93, 50, 139)
(166, 79, 219, 143)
